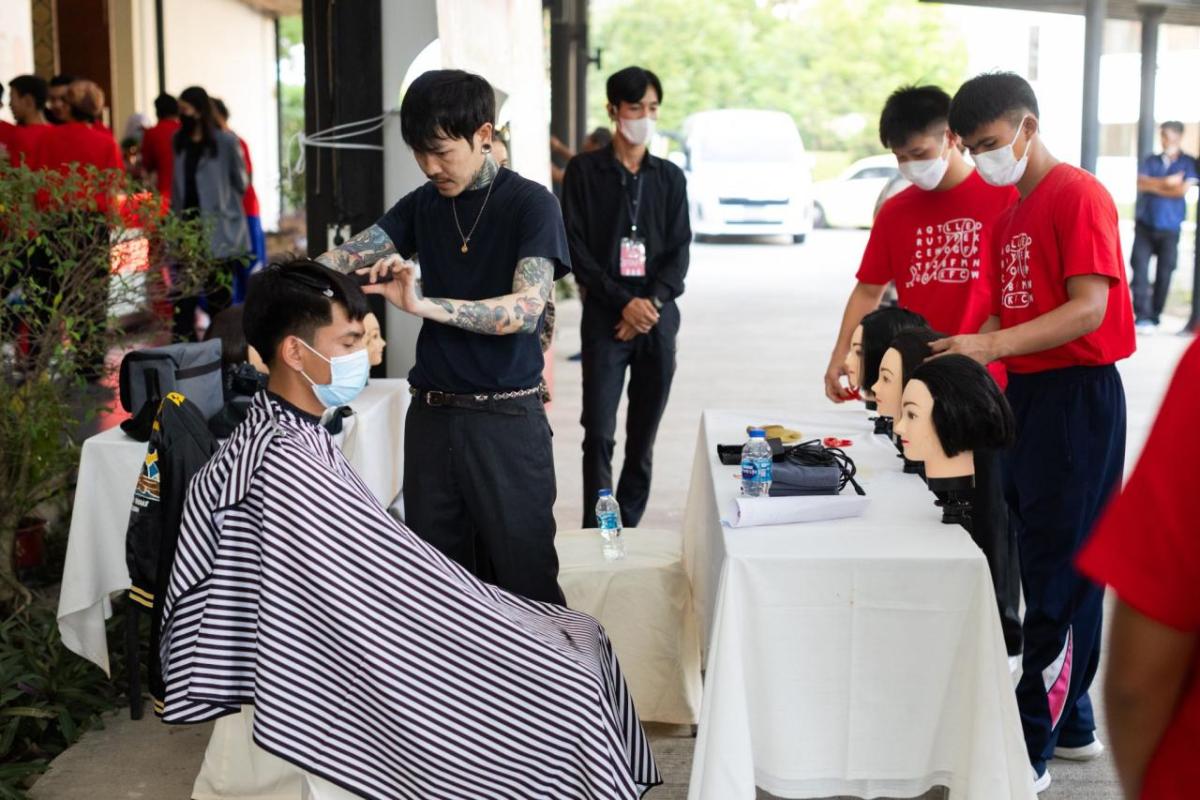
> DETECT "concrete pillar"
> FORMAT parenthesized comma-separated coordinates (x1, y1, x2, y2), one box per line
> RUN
(1080, 0, 1106, 173)
(550, 0, 588, 151)
(380, 0, 437, 381)
(1137, 4, 1164, 162)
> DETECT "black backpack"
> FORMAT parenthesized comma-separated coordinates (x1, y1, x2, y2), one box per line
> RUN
(118, 341, 224, 441)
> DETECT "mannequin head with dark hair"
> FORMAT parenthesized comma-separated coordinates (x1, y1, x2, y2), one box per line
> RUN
(896, 354, 1014, 478)
(859, 306, 927, 403)
(872, 327, 943, 419)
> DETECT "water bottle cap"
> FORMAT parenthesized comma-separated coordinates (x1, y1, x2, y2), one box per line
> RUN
(598, 489, 613, 497)
(749, 429, 766, 438)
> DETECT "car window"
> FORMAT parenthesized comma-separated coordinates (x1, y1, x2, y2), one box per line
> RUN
(695, 120, 803, 163)
(851, 166, 899, 180)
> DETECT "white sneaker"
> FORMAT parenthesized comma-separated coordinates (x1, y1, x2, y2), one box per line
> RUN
(1032, 765, 1052, 793)
(1054, 739, 1105, 761)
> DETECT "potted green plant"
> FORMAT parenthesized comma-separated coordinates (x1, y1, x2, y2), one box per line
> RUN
(0, 162, 219, 610)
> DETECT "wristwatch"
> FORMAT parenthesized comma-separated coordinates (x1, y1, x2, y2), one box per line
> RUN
(651, 296, 664, 311)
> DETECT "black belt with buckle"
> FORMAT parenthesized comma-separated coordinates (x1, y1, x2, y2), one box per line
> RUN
(410, 384, 543, 409)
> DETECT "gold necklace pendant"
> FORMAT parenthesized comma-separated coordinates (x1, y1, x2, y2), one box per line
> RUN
(460, 242, 469, 254)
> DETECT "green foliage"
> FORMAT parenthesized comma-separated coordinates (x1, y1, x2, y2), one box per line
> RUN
(278, 14, 306, 213)
(280, 82, 307, 212)
(0, 163, 219, 609)
(590, 0, 968, 158)
(0, 607, 129, 799)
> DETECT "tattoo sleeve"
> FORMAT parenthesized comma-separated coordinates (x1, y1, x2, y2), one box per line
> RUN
(423, 256, 555, 336)
(314, 224, 397, 274)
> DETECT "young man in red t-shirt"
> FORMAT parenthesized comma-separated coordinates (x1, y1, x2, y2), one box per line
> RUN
(823, 85, 1023, 659)
(140, 93, 182, 207)
(824, 84, 1018, 404)
(937, 72, 1136, 793)
(6, 75, 52, 167)
(1077, 336, 1200, 800)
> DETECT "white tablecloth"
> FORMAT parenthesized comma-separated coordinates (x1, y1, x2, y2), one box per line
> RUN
(56, 380, 410, 675)
(684, 408, 1033, 800)
(557, 528, 702, 726)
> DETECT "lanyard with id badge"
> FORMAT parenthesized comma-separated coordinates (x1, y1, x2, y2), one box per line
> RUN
(619, 169, 647, 278)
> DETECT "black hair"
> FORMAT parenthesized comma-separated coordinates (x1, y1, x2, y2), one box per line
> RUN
(243, 259, 369, 369)
(174, 85, 219, 156)
(879, 85, 951, 149)
(909, 355, 1014, 457)
(606, 66, 663, 107)
(400, 70, 495, 154)
(212, 98, 229, 121)
(1161, 120, 1184, 135)
(9, 75, 48, 108)
(948, 72, 1040, 138)
(861, 306, 928, 392)
(205, 305, 249, 367)
(49, 74, 76, 88)
(154, 92, 179, 119)
(586, 127, 613, 148)
(886, 327, 945, 387)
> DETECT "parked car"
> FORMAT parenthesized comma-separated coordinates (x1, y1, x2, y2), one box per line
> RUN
(671, 109, 814, 243)
(812, 155, 900, 229)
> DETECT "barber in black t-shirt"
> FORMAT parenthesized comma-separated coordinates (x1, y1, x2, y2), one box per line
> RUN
(316, 70, 570, 604)
(562, 66, 691, 528)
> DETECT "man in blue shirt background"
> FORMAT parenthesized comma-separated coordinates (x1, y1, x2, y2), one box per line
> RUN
(1130, 120, 1198, 331)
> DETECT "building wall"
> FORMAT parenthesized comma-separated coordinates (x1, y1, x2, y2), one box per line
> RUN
(0, 0, 35, 123)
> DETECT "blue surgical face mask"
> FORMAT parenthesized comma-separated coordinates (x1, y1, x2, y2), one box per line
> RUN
(298, 339, 369, 408)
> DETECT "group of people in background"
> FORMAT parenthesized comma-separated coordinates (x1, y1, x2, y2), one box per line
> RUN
(1, 73, 267, 346)
(825, 72, 1198, 798)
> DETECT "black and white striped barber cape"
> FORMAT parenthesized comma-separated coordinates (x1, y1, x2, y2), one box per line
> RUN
(159, 391, 660, 799)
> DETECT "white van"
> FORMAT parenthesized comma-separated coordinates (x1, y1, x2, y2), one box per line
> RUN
(672, 109, 814, 243)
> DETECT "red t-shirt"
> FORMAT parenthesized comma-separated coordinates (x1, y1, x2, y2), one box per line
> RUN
(140, 118, 181, 201)
(6, 123, 52, 167)
(990, 164, 1135, 373)
(1078, 335, 1200, 800)
(237, 136, 260, 218)
(857, 170, 1018, 336)
(32, 121, 123, 174)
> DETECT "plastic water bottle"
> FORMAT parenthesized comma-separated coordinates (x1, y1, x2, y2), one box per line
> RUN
(595, 490, 626, 561)
(740, 428, 773, 497)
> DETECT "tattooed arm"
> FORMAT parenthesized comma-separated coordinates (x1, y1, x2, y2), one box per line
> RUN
(315, 224, 397, 274)
(361, 255, 555, 336)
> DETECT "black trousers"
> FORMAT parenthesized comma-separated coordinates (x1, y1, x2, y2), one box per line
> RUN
(1004, 365, 1126, 773)
(172, 259, 237, 342)
(1129, 221, 1180, 324)
(402, 394, 564, 605)
(580, 298, 679, 528)
(973, 448, 1023, 657)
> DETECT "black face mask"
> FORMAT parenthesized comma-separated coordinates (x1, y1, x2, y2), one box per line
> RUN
(180, 115, 198, 136)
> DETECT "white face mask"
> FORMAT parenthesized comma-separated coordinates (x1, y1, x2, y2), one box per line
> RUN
(897, 135, 950, 191)
(618, 115, 656, 147)
(974, 115, 1034, 187)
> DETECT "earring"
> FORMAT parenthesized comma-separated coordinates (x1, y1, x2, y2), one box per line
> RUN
(482, 143, 492, 154)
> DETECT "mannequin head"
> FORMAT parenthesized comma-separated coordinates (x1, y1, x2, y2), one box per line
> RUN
(860, 306, 927, 409)
(844, 324, 864, 393)
(871, 327, 942, 419)
(896, 355, 1014, 478)
(363, 312, 386, 367)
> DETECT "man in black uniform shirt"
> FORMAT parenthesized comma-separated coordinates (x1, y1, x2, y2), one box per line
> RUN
(562, 66, 691, 528)
(317, 70, 570, 604)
